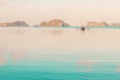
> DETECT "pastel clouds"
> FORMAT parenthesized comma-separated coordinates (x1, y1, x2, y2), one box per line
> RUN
(0, 0, 8, 6)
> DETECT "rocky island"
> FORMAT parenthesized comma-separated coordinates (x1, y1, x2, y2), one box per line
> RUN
(36, 19, 70, 27)
(86, 21, 109, 27)
(110, 23, 120, 26)
(0, 21, 29, 27)
(0, 20, 120, 27)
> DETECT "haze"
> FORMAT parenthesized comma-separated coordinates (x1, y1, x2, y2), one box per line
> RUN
(0, 0, 120, 26)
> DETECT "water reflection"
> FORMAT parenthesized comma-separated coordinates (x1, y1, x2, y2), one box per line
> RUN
(0, 53, 5, 66)
(117, 68, 120, 72)
(0, 47, 5, 65)
(12, 29, 27, 34)
(0, 47, 28, 65)
(0, 28, 120, 73)
(77, 60, 95, 72)
(78, 60, 94, 67)
(11, 50, 28, 62)
(45, 29, 64, 36)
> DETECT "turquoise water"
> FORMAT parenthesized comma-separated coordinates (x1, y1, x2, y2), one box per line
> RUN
(34, 26, 120, 29)
(0, 27, 120, 80)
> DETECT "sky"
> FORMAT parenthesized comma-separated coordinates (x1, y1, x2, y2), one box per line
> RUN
(0, 0, 120, 26)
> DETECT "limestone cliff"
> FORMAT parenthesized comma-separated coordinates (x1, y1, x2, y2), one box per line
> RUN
(40, 21, 47, 26)
(0, 21, 29, 27)
(110, 23, 120, 26)
(86, 21, 109, 27)
(40, 19, 70, 27)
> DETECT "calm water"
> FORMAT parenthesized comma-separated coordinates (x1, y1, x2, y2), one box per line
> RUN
(0, 27, 120, 80)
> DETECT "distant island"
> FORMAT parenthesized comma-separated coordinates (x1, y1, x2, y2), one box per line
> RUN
(86, 21, 120, 27)
(0, 19, 120, 27)
(35, 19, 70, 27)
(0, 21, 29, 27)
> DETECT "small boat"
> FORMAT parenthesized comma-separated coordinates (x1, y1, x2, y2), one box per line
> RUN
(81, 26, 85, 31)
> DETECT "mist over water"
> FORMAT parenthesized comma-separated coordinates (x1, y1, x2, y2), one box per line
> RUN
(0, 27, 120, 80)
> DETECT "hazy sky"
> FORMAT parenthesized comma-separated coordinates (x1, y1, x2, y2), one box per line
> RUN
(0, 0, 120, 26)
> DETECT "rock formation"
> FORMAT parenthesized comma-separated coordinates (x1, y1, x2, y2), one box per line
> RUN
(0, 21, 29, 27)
(110, 23, 120, 26)
(0, 23, 8, 27)
(40, 21, 47, 26)
(39, 19, 70, 27)
(86, 22, 97, 27)
(86, 21, 109, 27)
(11, 21, 29, 27)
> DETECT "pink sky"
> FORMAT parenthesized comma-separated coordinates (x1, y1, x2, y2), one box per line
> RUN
(0, 0, 120, 26)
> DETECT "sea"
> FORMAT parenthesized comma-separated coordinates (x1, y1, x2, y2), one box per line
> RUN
(0, 27, 120, 80)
